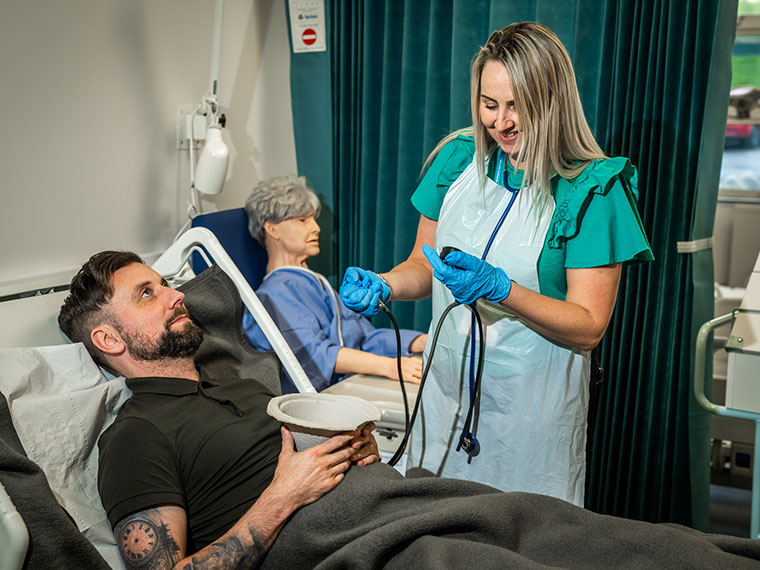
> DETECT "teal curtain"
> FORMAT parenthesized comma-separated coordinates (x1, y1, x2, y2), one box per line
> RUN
(585, 0, 737, 528)
(288, 0, 735, 527)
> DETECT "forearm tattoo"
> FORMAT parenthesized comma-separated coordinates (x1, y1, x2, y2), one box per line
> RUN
(181, 524, 266, 570)
(116, 512, 268, 569)
(116, 517, 180, 569)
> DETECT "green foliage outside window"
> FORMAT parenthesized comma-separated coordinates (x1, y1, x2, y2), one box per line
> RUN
(733, 1, 760, 87)
(732, 56, 760, 88)
(738, 0, 760, 15)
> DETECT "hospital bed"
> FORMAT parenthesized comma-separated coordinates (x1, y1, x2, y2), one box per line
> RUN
(0, 226, 416, 569)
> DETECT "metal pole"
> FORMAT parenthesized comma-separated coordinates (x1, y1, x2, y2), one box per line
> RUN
(209, 0, 224, 97)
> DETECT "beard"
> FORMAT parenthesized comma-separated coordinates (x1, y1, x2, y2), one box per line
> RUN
(115, 307, 204, 361)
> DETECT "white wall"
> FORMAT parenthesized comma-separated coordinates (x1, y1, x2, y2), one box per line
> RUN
(0, 0, 296, 295)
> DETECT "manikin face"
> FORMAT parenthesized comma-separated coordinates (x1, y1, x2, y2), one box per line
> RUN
(270, 214, 321, 259)
(479, 60, 522, 164)
(107, 263, 203, 361)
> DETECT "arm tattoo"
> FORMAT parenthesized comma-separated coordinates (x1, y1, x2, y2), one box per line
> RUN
(241, 524, 266, 569)
(116, 517, 180, 570)
(182, 536, 244, 568)
(180, 524, 267, 569)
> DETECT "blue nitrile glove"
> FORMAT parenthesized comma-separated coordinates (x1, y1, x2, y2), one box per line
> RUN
(339, 267, 391, 317)
(422, 245, 511, 305)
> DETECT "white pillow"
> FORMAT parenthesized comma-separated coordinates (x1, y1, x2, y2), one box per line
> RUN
(0, 343, 131, 570)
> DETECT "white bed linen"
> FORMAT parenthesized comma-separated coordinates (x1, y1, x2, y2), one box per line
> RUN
(0, 343, 129, 570)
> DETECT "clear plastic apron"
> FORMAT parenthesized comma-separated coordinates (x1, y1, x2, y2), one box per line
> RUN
(407, 156, 589, 505)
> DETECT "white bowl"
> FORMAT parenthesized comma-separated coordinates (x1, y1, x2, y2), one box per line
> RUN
(267, 393, 382, 450)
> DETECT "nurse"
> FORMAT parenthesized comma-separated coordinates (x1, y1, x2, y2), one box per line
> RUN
(242, 175, 427, 393)
(339, 22, 653, 505)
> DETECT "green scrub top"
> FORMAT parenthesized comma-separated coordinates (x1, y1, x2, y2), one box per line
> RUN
(410, 136, 654, 300)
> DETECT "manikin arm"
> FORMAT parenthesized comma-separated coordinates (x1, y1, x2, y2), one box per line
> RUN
(334, 347, 423, 383)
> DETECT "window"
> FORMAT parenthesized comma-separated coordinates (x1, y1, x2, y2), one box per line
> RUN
(715, 5, 760, 290)
(720, 10, 760, 191)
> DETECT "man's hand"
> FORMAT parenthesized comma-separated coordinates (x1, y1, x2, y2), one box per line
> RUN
(267, 427, 355, 511)
(349, 422, 380, 466)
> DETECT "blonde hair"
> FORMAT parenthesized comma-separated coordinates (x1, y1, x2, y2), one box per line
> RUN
(467, 22, 606, 202)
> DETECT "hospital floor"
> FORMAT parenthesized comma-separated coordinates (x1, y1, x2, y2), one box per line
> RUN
(709, 484, 751, 537)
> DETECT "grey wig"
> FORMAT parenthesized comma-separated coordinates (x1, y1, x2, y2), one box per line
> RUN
(244, 175, 321, 245)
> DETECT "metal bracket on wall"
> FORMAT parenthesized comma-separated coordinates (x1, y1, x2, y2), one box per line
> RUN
(176, 103, 206, 150)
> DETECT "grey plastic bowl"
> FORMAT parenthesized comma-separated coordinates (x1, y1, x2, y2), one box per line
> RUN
(267, 393, 382, 450)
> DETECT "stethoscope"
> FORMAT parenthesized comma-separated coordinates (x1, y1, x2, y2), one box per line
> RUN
(458, 149, 520, 457)
(385, 149, 520, 466)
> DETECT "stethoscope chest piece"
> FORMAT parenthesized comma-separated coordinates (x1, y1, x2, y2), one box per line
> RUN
(460, 434, 480, 456)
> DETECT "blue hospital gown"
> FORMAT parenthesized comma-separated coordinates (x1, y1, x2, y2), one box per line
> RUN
(242, 267, 422, 393)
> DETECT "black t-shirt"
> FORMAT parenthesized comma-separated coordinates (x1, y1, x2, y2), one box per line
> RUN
(97, 372, 281, 551)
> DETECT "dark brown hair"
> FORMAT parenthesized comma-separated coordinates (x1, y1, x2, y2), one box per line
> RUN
(58, 251, 143, 365)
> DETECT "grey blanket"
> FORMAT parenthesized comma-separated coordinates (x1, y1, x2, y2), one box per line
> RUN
(180, 264, 282, 396)
(0, 392, 111, 570)
(262, 463, 760, 570)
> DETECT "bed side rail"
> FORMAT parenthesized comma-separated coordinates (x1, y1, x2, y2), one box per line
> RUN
(153, 227, 315, 394)
(0, 480, 29, 570)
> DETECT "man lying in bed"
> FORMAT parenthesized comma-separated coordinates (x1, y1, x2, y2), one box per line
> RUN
(57, 251, 378, 569)
(58, 251, 760, 570)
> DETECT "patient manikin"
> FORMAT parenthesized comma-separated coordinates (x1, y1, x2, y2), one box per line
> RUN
(241, 175, 427, 392)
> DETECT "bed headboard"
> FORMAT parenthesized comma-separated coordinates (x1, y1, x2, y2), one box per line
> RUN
(0, 292, 69, 349)
(191, 207, 268, 290)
